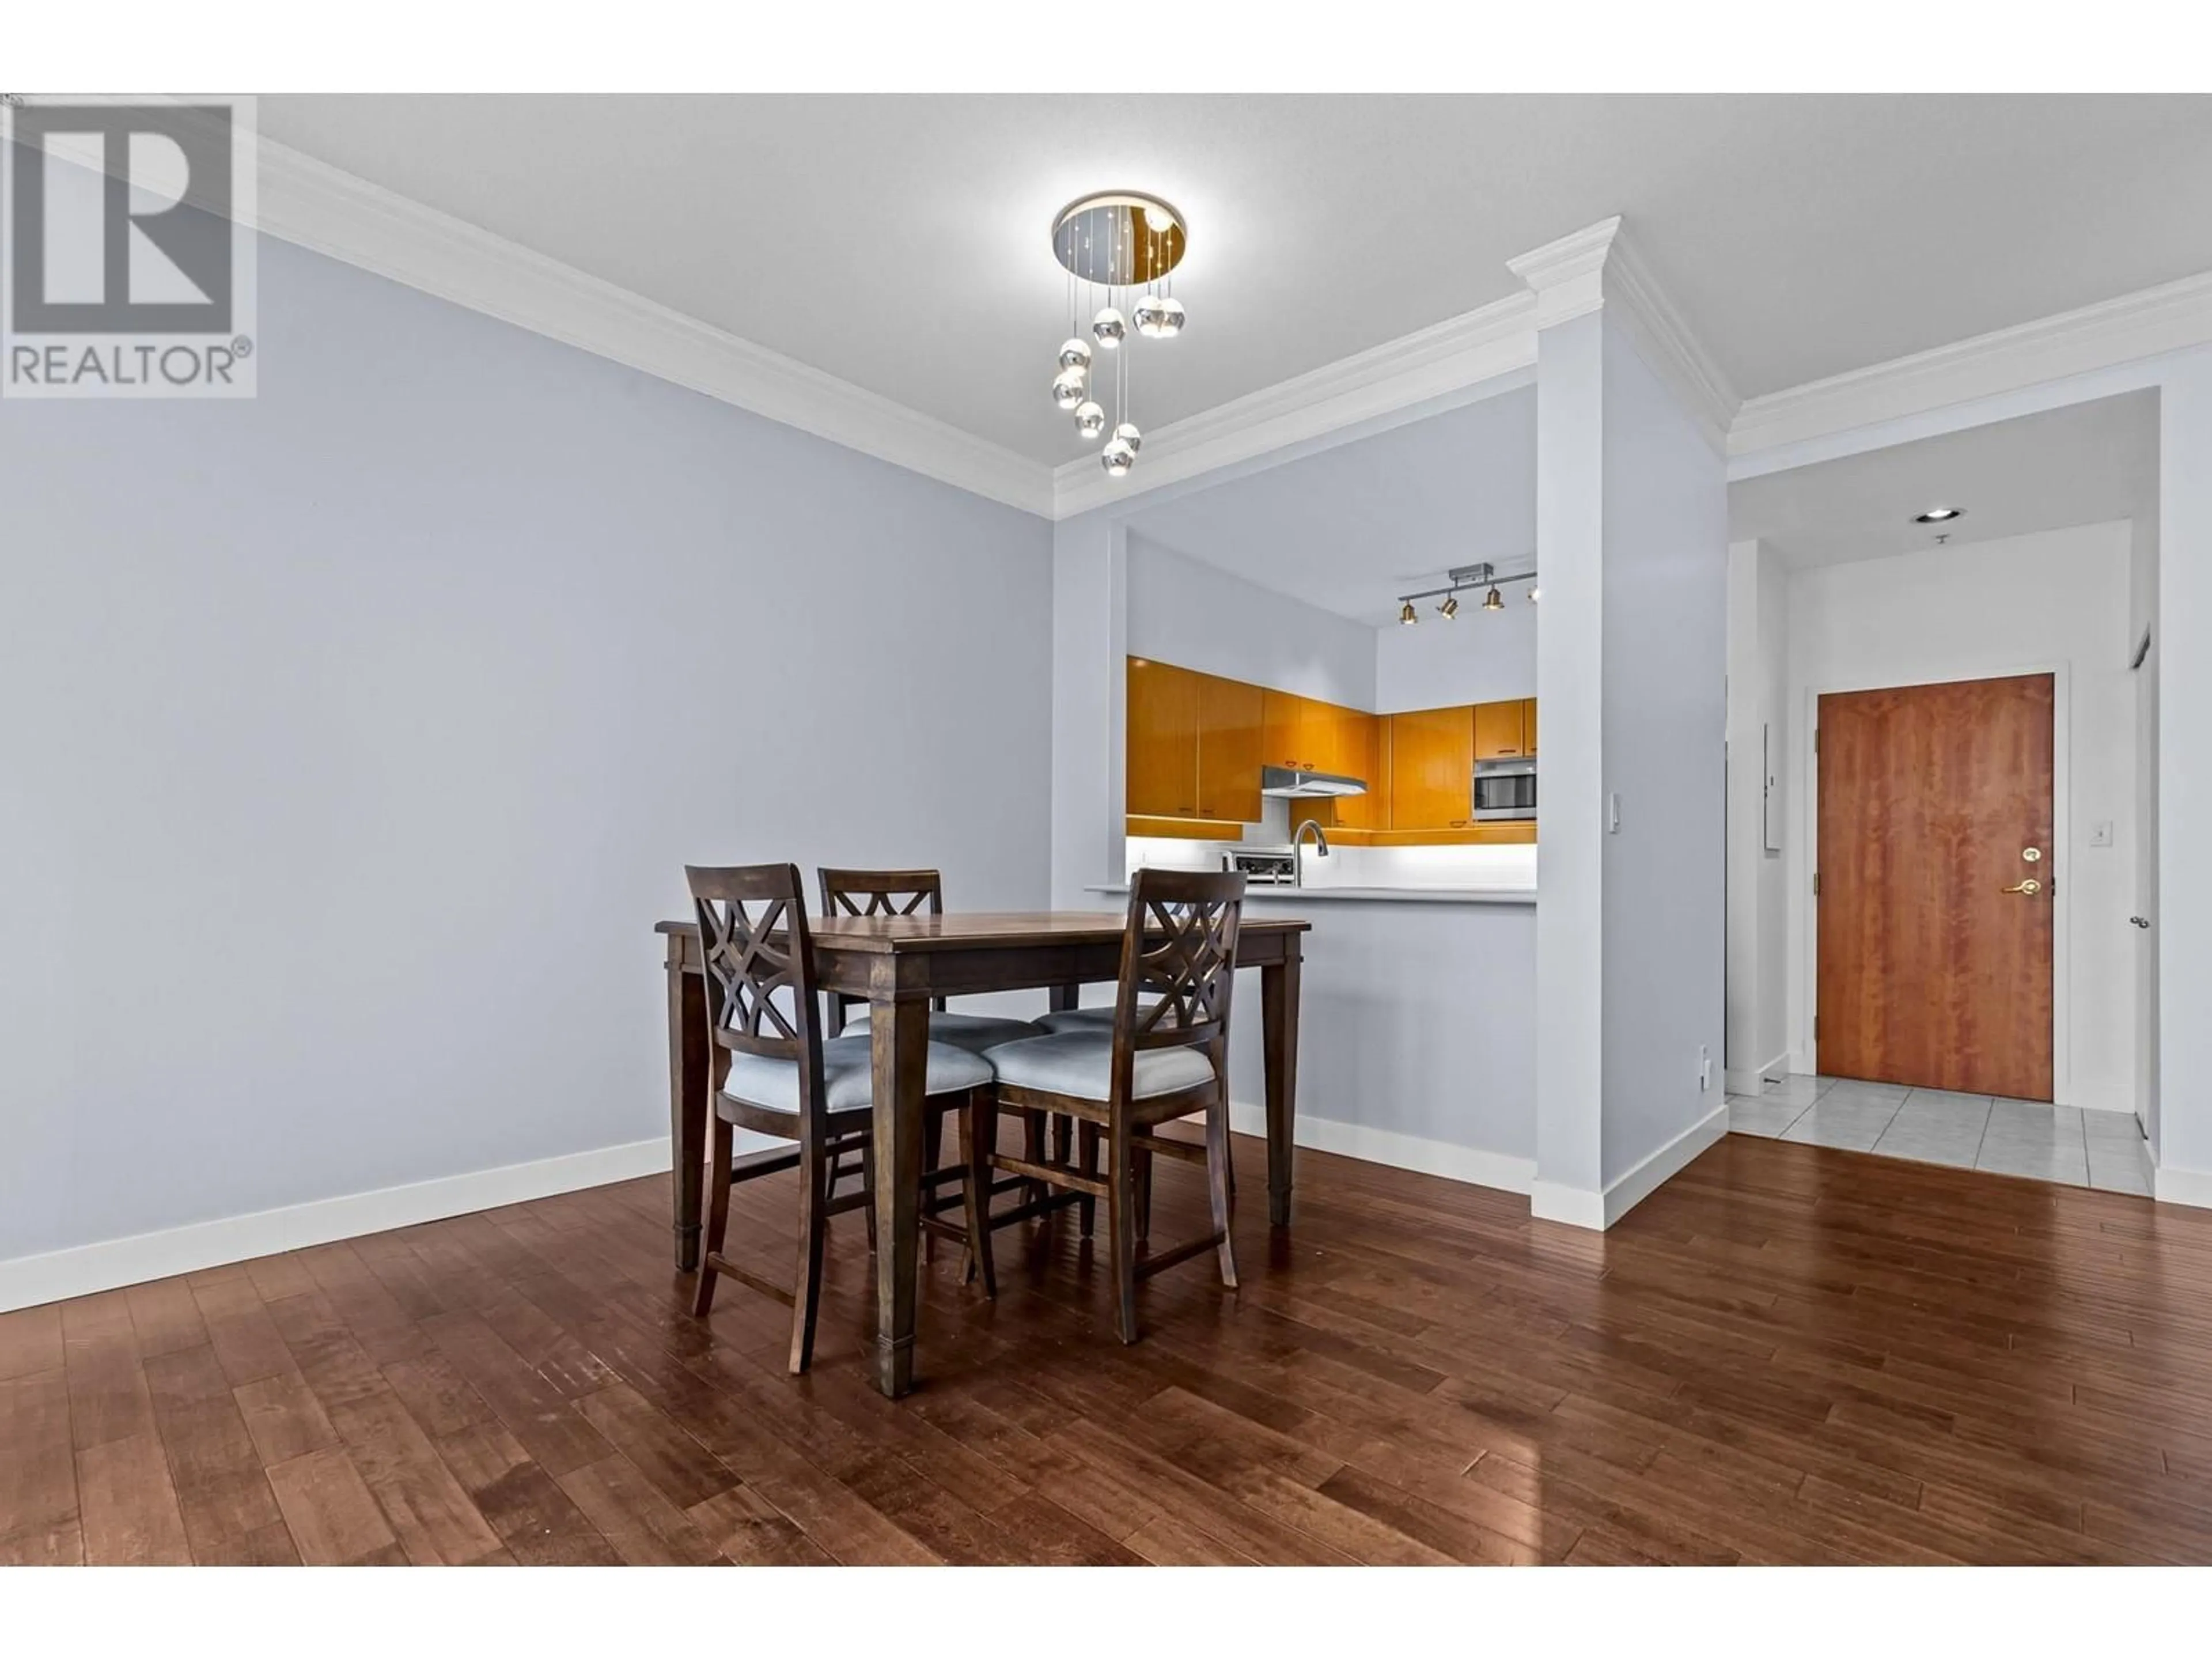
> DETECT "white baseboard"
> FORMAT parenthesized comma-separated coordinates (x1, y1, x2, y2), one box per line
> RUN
(1527, 1179, 1607, 1230)
(1724, 1050, 1791, 1096)
(1530, 1100, 1730, 1232)
(2154, 1161, 2212, 1210)
(1226, 1103, 1535, 1196)
(0, 1137, 672, 1315)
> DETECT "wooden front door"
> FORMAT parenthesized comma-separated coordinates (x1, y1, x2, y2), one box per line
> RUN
(1816, 672, 2055, 1099)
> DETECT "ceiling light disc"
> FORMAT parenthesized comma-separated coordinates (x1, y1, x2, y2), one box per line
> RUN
(1053, 192, 1188, 285)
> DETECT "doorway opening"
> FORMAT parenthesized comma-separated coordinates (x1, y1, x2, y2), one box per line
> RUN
(1722, 391, 2158, 1196)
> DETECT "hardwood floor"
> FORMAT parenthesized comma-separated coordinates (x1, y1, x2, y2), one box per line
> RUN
(6, 1130, 2212, 1565)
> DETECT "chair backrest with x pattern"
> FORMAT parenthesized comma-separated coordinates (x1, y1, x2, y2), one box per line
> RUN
(686, 865, 823, 1080)
(817, 868, 945, 919)
(1113, 867, 1245, 1055)
(817, 868, 949, 1022)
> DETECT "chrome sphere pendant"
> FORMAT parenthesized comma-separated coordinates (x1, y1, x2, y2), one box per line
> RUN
(1047, 192, 1187, 471)
(1133, 294, 1185, 338)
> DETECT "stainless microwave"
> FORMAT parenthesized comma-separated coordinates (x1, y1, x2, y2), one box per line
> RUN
(1473, 757, 1536, 822)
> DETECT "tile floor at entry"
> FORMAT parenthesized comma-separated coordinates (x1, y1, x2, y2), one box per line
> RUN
(1727, 1076, 2152, 1196)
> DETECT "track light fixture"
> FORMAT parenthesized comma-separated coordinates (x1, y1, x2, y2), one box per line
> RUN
(1394, 562, 1536, 624)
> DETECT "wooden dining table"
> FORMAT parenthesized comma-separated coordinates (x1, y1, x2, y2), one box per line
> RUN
(657, 908, 1310, 1397)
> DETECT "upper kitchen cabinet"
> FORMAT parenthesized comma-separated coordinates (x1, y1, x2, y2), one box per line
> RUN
(1521, 696, 1537, 756)
(1263, 690, 1376, 781)
(1260, 690, 1321, 772)
(1126, 658, 1202, 817)
(1195, 674, 1263, 822)
(1474, 698, 1528, 760)
(1126, 657, 1266, 826)
(1388, 704, 1475, 831)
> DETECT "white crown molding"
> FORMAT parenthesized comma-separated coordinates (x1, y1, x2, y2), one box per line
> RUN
(1729, 267, 2212, 459)
(20, 98, 1054, 517)
(256, 135, 1056, 516)
(1605, 230, 1741, 453)
(1049, 291, 1537, 519)
(1504, 215, 1622, 328)
(1508, 214, 1740, 454)
(32, 99, 2205, 520)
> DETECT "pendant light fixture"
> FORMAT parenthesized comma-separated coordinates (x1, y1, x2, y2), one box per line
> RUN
(1048, 192, 1187, 480)
(1394, 562, 1537, 624)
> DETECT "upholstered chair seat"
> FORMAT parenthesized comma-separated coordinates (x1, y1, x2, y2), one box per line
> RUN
(981, 1031, 1213, 1101)
(721, 1034, 994, 1117)
(841, 1010, 1046, 1055)
(1036, 1000, 1159, 1034)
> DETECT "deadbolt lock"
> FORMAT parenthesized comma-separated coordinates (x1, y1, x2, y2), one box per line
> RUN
(2022, 847, 2042, 863)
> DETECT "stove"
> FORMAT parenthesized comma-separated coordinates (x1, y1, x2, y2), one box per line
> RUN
(1224, 848, 1298, 887)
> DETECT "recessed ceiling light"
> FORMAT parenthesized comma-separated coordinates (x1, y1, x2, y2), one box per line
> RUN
(1913, 506, 1964, 524)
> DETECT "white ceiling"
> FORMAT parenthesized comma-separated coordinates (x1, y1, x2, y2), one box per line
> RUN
(257, 96, 2212, 468)
(1124, 389, 1536, 624)
(1728, 391, 2159, 571)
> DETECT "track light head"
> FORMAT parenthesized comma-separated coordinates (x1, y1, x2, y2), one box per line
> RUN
(1399, 600, 1419, 626)
(1438, 594, 1459, 620)
(1483, 586, 1504, 612)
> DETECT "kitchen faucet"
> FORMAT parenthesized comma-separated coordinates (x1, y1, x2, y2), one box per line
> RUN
(1291, 818, 1330, 888)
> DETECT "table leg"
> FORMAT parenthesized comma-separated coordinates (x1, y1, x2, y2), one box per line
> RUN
(868, 989, 929, 1397)
(666, 938, 711, 1271)
(1259, 943, 1302, 1228)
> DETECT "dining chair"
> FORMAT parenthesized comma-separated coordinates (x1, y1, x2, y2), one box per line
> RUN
(685, 862, 995, 1374)
(968, 868, 1246, 1344)
(815, 868, 1047, 1053)
(815, 866, 1060, 1251)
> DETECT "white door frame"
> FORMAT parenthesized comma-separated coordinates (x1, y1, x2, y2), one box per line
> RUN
(1799, 659, 2074, 1104)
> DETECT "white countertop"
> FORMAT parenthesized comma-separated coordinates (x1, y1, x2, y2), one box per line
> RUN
(1086, 883, 1535, 907)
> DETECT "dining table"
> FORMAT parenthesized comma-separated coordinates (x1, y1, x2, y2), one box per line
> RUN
(656, 908, 1310, 1397)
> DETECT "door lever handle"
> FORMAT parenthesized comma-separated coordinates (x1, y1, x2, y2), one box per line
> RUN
(1999, 878, 2042, 896)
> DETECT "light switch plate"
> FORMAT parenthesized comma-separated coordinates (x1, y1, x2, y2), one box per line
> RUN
(2090, 820, 2114, 847)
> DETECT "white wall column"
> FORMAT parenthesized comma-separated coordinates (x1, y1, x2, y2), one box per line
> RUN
(1049, 510, 1128, 908)
(1518, 221, 1733, 1227)
(2156, 350, 2212, 1202)
(1725, 537, 1764, 1092)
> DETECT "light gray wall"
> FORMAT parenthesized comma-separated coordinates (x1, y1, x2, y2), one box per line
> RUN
(1724, 537, 1791, 1088)
(2131, 498, 2161, 1152)
(1125, 532, 1376, 709)
(2157, 351, 2212, 1184)
(1374, 597, 1537, 714)
(1755, 547, 1791, 1074)
(0, 234, 1052, 1266)
(1596, 316, 1730, 1189)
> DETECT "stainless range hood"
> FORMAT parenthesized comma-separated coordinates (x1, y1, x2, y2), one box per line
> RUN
(1259, 764, 1368, 800)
